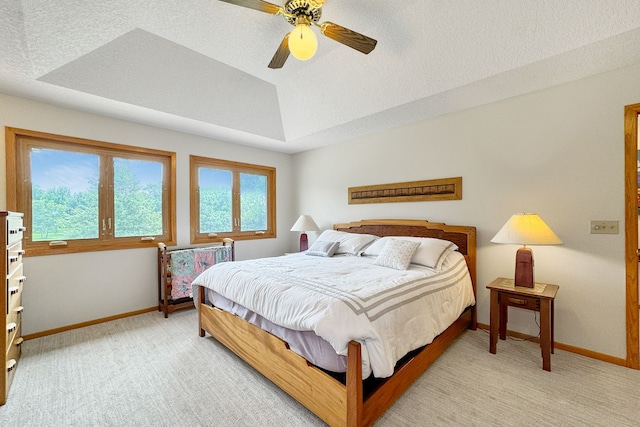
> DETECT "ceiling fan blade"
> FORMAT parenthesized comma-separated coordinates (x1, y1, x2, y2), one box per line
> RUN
(320, 22, 377, 54)
(218, 0, 281, 15)
(268, 34, 290, 69)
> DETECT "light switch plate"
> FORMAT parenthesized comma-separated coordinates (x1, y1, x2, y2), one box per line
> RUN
(590, 220, 619, 234)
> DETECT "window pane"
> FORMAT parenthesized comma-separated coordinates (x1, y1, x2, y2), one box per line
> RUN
(30, 148, 99, 241)
(240, 172, 267, 231)
(199, 168, 232, 233)
(113, 158, 164, 237)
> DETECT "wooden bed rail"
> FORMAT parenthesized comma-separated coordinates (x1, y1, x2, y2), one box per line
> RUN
(198, 296, 354, 426)
(198, 291, 473, 427)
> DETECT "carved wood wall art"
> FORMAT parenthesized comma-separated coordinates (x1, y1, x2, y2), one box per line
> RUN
(348, 177, 462, 204)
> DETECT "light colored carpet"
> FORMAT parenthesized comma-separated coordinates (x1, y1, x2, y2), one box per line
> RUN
(1, 310, 639, 426)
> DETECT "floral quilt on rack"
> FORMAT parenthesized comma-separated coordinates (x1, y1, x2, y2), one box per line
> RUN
(169, 246, 233, 299)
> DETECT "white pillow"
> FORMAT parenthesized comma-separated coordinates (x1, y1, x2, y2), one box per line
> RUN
(315, 230, 379, 256)
(374, 239, 420, 270)
(363, 236, 458, 270)
(305, 240, 340, 257)
(361, 237, 391, 257)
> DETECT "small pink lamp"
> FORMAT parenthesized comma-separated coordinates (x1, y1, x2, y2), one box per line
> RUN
(290, 215, 320, 252)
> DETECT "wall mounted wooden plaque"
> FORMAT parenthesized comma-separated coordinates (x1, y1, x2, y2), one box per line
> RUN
(348, 177, 462, 204)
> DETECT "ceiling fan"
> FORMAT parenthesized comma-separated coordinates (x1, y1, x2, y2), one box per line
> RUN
(219, 0, 378, 69)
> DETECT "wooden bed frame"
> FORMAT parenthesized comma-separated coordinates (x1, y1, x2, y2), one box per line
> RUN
(197, 219, 477, 427)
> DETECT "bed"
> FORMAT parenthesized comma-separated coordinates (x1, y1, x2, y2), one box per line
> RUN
(194, 219, 477, 427)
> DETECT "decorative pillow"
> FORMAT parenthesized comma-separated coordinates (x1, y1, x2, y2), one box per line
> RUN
(364, 236, 458, 270)
(305, 240, 340, 257)
(361, 236, 392, 257)
(373, 239, 420, 270)
(409, 237, 458, 270)
(315, 230, 379, 256)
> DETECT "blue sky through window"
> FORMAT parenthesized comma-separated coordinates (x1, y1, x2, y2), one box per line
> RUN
(31, 148, 97, 193)
(31, 148, 162, 192)
(199, 167, 232, 188)
(114, 157, 162, 185)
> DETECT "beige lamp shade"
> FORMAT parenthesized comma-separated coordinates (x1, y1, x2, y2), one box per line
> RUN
(491, 213, 562, 288)
(491, 214, 562, 246)
(290, 215, 320, 232)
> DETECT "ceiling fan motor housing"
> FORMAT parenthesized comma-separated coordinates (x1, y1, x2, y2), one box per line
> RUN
(284, 0, 322, 25)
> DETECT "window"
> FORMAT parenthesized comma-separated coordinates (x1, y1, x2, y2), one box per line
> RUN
(190, 155, 276, 243)
(5, 128, 176, 255)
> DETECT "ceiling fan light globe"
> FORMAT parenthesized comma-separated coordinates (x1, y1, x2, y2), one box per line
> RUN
(289, 23, 317, 60)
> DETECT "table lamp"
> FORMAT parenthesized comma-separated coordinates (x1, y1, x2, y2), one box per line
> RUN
(491, 213, 562, 288)
(290, 215, 320, 252)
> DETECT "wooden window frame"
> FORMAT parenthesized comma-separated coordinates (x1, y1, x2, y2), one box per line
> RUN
(5, 127, 177, 256)
(190, 155, 276, 244)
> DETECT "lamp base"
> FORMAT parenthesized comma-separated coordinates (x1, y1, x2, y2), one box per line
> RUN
(514, 246, 534, 288)
(299, 233, 308, 252)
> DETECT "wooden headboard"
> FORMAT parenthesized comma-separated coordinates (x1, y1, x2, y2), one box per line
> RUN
(334, 219, 477, 298)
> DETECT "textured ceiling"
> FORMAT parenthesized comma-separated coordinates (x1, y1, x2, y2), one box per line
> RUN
(2, 1, 640, 154)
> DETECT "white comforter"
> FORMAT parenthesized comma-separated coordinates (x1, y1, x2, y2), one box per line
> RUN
(192, 251, 475, 378)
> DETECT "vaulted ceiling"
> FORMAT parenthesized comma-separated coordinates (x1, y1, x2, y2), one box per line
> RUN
(2, 1, 640, 154)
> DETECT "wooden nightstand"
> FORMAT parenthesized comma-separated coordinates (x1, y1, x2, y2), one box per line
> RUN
(487, 277, 559, 371)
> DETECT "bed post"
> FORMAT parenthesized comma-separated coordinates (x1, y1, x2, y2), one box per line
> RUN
(199, 285, 206, 337)
(466, 227, 477, 330)
(346, 341, 363, 427)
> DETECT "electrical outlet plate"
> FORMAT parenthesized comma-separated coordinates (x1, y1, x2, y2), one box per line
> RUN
(590, 220, 619, 234)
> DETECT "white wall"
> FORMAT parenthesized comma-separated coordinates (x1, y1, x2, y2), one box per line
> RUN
(0, 94, 295, 335)
(293, 62, 640, 360)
